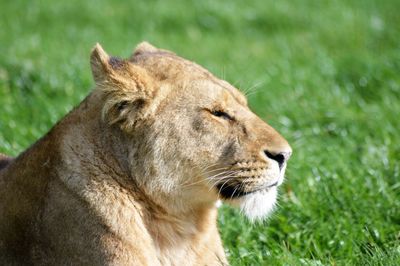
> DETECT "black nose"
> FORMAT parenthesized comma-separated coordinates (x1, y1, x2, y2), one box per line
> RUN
(264, 150, 291, 170)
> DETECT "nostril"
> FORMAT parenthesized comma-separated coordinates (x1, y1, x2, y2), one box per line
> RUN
(264, 150, 287, 170)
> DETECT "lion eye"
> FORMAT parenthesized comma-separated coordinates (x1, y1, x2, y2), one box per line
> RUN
(211, 110, 234, 121)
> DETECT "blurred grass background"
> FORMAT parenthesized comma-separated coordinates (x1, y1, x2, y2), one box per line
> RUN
(0, 0, 399, 265)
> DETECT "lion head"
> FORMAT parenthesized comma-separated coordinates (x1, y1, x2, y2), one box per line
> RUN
(90, 42, 292, 221)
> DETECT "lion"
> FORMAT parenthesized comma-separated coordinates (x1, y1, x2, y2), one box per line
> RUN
(0, 42, 291, 265)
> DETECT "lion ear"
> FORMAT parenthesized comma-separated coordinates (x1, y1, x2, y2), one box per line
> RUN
(90, 43, 138, 85)
(131, 41, 175, 60)
(133, 41, 159, 55)
(90, 43, 113, 84)
(90, 43, 156, 130)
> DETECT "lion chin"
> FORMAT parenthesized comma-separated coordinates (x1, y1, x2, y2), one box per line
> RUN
(226, 188, 278, 222)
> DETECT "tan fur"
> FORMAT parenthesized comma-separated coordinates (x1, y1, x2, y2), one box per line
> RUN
(0, 42, 291, 265)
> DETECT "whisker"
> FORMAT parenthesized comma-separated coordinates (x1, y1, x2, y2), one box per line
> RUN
(229, 184, 240, 201)
(201, 166, 231, 177)
(241, 80, 265, 97)
(217, 176, 235, 195)
(207, 174, 237, 189)
(180, 163, 222, 186)
(182, 169, 235, 188)
(205, 171, 238, 187)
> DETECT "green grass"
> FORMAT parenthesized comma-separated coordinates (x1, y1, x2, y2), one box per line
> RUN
(1, 0, 399, 265)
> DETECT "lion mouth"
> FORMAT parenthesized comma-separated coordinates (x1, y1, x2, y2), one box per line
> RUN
(216, 181, 278, 199)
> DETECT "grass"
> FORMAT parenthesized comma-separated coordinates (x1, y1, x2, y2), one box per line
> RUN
(1, 0, 399, 265)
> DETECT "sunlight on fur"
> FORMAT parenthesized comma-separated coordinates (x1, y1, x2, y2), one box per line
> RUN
(0, 41, 291, 265)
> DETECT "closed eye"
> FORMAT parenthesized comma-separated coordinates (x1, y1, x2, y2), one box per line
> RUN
(210, 110, 234, 121)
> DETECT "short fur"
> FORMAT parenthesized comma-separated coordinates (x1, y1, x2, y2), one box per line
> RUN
(0, 42, 291, 265)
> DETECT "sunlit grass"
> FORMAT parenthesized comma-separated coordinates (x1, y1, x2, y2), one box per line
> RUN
(1, 0, 399, 265)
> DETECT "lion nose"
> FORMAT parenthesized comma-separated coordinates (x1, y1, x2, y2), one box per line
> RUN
(264, 149, 292, 170)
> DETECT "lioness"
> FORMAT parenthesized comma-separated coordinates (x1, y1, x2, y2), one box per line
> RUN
(0, 42, 291, 265)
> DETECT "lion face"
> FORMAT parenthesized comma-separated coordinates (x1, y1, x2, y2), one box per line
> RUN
(91, 42, 291, 221)
(151, 78, 291, 221)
